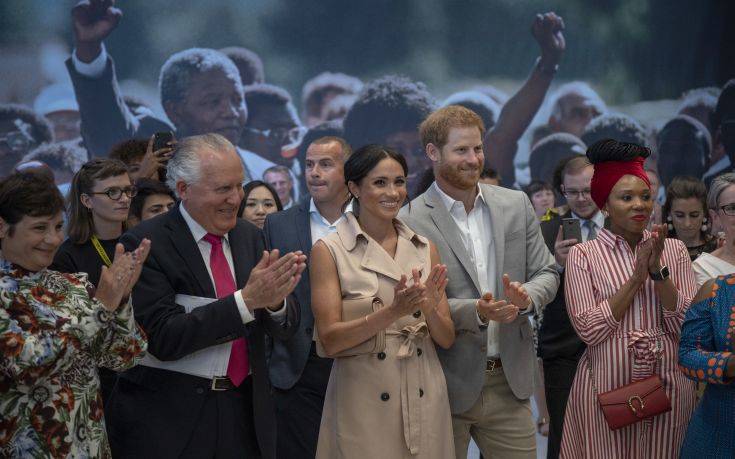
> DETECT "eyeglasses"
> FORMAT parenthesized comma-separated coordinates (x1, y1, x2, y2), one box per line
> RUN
(88, 186, 138, 200)
(0, 131, 33, 152)
(244, 126, 306, 145)
(719, 203, 735, 216)
(563, 188, 592, 199)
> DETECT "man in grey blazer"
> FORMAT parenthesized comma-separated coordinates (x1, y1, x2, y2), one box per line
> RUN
(400, 105, 559, 458)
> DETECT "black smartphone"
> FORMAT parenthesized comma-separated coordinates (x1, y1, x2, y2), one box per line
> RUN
(562, 218, 582, 242)
(153, 131, 174, 152)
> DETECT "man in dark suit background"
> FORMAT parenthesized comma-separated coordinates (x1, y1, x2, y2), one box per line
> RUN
(109, 133, 305, 458)
(538, 154, 603, 459)
(263, 136, 352, 458)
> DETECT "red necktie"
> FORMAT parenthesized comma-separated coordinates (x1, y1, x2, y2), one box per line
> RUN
(203, 233, 249, 386)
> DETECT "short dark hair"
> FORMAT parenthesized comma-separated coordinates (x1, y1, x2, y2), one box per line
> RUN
(551, 155, 590, 196)
(23, 141, 88, 178)
(238, 180, 283, 217)
(0, 103, 54, 145)
(344, 144, 408, 216)
(529, 133, 586, 184)
(108, 138, 148, 165)
(295, 121, 344, 194)
(219, 46, 265, 86)
(523, 180, 553, 200)
(244, 84, 293, 113)
(343, 75, 435, 149)
(581, 113, 648, 147)
(657, 114, 711, 187)
(130, 178, 175, 220)
(302, 72, 363, 120)
(713, 79, 735, 130)
(0, 171, 65, 236)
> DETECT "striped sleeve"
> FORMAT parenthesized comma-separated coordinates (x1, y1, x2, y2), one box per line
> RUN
(663, 240, 696, 334)
(564, 244, 620, 346)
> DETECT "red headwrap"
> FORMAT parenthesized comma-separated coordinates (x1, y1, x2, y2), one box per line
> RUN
(590, 156, 651, 209)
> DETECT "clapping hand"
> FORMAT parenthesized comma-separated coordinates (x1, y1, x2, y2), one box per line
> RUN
(502, 274, 532, 312)
(476, 292, 518, 324)
(95, 243, 134, 311)
(633, 238, 654, 282)
(648, 224, 667, 272)
(240, 250, 307, 311)
(390, 272, 427, 317)
(423, 264, 448, 313)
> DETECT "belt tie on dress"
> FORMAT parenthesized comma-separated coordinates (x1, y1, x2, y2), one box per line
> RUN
(627, 329, 663, 381)
(388, 322, 428, 454)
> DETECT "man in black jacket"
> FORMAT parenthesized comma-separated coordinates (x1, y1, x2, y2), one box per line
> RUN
(538, 155, 603, 459)
(110, 133, 305, 458)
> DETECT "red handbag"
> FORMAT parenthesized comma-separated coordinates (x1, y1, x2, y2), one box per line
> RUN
(595, 374, 672, 430)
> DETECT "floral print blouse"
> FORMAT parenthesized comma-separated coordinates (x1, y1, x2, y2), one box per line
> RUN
(0, 260, 147, 458)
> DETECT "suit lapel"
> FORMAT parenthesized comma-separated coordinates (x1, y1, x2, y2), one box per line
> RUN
(425, 186, 482, 294)
(165, 206, 216, 298)
(227, 225, 250, 288)
(296, 199, 313, 257)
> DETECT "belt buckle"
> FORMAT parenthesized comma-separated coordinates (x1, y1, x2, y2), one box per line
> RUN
(211, 376, 230, 391)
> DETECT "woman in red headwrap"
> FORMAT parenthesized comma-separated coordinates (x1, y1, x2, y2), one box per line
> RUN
(559, 139, 698, 458)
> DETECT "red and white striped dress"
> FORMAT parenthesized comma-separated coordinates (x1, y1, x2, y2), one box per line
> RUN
(560, 229, 698, 458)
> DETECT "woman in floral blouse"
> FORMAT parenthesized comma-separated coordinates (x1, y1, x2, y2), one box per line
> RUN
(0, 171, 149, 458)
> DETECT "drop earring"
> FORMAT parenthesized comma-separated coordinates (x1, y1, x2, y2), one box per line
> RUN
(701, 217, 708, 233)
(666, 215, 674, 232)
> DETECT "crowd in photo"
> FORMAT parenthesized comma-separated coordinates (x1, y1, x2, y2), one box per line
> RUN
(1, 1, 734, 458)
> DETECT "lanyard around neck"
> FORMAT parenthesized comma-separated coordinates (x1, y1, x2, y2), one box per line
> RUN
(90, 235, 112, 267)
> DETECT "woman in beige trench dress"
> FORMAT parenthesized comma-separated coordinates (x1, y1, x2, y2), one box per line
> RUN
(311, 144, 456, 458)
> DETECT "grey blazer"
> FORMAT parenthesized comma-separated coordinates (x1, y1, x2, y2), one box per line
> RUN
(399, 183, 558, 414)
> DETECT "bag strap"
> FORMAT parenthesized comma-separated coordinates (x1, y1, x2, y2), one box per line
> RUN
(587, 297, 665, 396)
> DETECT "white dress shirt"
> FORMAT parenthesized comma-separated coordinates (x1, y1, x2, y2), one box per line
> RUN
(309, 199, 351, 245)
(432, 183, 503, 357)
(574, 210, 605, 242)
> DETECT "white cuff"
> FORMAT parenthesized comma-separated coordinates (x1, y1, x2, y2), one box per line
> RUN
(234, 291, 256, 324)
(267, 300, 288, 318)
(72, 44, 108, 78)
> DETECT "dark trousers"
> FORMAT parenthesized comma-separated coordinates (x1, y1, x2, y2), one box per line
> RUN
(273, 343, 332, 459)
(542, 357, 581, 459)
(108, 370, 259, 459)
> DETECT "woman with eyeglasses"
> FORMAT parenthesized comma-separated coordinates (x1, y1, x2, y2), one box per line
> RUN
(51, 158, 137, 406)
(692, 173, 735, 286)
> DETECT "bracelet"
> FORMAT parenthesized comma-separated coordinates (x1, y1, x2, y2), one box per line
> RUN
(535, 56, 558, 76)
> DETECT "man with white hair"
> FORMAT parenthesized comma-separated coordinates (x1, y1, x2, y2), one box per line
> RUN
(66, 0, 278, 182)
(109, 133, 305, 458)
(547, 81, 606, 138)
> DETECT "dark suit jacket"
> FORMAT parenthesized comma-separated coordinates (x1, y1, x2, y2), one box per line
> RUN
(537, 210, 586, 362)
(66, 56, 173, 157)
(110, 205, 299, 458)
(263, 199, 329, 390)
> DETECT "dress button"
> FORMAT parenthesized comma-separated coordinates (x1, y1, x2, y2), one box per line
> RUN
(413, 310, 422, 318)
(381, 392, 390, 401)
(196, 387, 204, 395)
(305, 327, 313, 335)
(377, 352, 386, 360)
(417, 348, 423, 356)
(419, 389, 424, 397)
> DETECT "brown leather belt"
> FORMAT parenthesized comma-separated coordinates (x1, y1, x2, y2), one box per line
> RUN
(486, 358, 502, 371)
(210, 376, 236, 391)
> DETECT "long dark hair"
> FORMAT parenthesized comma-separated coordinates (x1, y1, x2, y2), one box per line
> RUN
(343, 144, 408, 217)
(67, 158, 130, 244)
(238, 180, 283, 217)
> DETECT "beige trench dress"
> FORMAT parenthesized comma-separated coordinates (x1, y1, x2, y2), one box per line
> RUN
(315, 213, 454, 459)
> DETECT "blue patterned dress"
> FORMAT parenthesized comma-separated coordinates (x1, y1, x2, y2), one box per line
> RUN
(678, 274, 735, 458)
